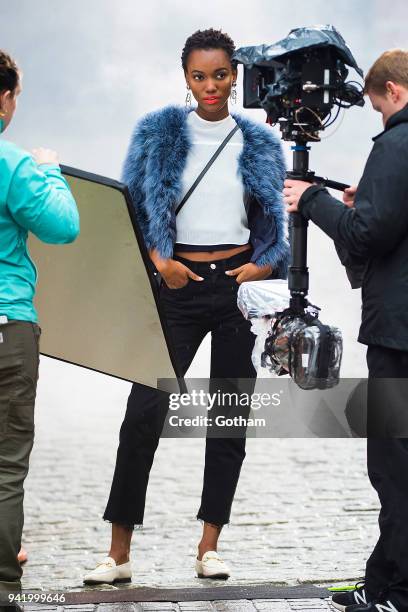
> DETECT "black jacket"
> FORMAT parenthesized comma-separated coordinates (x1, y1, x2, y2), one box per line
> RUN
(299, 103, 408, 351)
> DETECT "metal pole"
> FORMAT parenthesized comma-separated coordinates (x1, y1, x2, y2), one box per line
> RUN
(287, 143, 311, 312)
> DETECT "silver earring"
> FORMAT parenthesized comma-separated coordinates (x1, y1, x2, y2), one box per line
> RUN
(230, 82, 237, 105)
(185, 86, 192, 107)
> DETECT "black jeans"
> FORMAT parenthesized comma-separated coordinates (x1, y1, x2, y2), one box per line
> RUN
(104, 250, 256, 527)
(365, 345, 408, 608)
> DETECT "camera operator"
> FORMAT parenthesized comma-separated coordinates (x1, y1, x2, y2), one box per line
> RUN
(283, 49, 408, 612)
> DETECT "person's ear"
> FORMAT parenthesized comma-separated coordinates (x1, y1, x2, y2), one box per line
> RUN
(386, 80, 399, 102)
(0, 89, 12, 113)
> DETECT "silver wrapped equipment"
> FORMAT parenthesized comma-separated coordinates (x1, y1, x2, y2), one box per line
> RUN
(238, 280, 342, 390)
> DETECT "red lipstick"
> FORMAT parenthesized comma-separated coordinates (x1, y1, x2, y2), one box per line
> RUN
(203, 97, 220, 104)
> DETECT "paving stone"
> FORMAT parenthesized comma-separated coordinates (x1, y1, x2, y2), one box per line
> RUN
(178, 601, 215, 612)
(97, 605, 142, 612)
(213, 601, 256, 612)
(253, 601, 292, 612)
(23, 608, 60, 612)
(253, 601, 292, 610)
(95, 606, 128, 612)
(63, 607, 97, 610)
(286, 600, 332, 610)
(141, 603, 179, 607)
(178, 603, 214, 611)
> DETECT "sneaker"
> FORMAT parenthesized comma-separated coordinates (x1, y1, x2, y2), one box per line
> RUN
(195, 550, 230, 579)
(331, 583, 368, 611)
(83, 556, 132, 585)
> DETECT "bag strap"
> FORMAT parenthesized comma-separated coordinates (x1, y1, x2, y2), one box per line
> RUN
(175, 124, 240, 216)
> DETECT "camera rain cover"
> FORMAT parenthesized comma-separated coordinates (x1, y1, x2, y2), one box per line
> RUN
(233, 24, 363, 77)
(28, 166, 180, 388)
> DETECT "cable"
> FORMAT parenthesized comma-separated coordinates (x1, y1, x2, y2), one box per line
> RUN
(294, 106, 323, 141)
(322, 110, 332, 127)
(319, 107, 346, 140)
(322, 104, 341, 129)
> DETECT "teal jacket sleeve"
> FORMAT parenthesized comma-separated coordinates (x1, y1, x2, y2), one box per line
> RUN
(7, 155, 80, 244)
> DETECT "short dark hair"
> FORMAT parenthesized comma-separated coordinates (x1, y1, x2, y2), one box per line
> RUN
(181, 28, 237, 72)
(0, 50, 19, 94)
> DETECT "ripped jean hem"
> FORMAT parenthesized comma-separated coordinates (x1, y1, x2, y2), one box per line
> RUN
(103, 518, 143, 531)
(196, 515, 230, 528)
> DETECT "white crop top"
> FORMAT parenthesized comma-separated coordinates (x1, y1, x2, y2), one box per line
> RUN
(175, 111, 250, 250)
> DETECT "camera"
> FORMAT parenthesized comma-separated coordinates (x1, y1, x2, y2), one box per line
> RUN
(233, 25, 364, 389)
(233, 24, 364, 142)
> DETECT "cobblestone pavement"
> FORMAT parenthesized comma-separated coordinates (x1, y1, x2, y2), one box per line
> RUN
(20, 357, 379, 605)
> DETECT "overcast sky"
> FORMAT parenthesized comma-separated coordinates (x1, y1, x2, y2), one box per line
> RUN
(2, 0, 407, 378)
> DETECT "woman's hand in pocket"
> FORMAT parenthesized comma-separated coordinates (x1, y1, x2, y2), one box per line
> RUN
(226, 262, 272, 284)
(160, 259, 203, 289)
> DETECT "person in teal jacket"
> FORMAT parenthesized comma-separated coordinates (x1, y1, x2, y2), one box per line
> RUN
(0, 49, 79, 603)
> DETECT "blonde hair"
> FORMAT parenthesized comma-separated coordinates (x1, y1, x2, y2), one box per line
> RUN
(364, 49, 408, 94)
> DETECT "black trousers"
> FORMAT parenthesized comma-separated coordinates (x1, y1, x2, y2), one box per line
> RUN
(104, 250, 256, 527)
(365, 345, 408, 608)
(0, 321, 40, 596)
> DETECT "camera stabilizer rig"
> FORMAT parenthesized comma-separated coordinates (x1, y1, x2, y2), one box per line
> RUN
(233, 25, 364, 389)
(287, 144, 349, 315)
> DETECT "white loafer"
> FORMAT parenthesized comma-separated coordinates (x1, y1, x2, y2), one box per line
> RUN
(195, 550, 230, 579)
(83, 556, 132, 585)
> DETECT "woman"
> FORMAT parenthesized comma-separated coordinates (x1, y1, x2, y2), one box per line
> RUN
(0, 50, 79, 597)
(84, 28, 288, 585)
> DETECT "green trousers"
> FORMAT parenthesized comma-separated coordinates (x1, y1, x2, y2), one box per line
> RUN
(0, 320, 40, 597)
